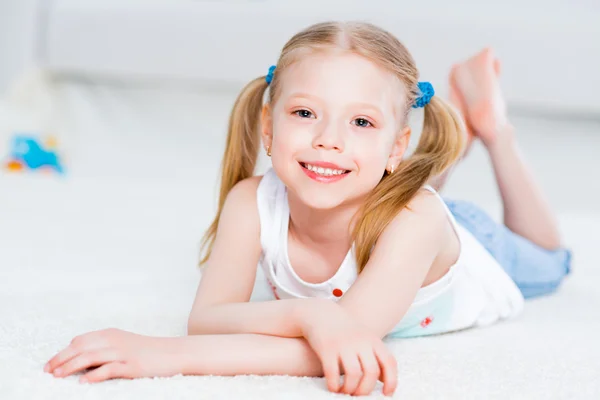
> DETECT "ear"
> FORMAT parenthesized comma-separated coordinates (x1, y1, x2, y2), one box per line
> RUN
(261, 103, 273, 151)
(388, 126, 411, 170)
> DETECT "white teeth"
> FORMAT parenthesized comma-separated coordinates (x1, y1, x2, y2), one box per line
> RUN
(304, 163, 347, 176)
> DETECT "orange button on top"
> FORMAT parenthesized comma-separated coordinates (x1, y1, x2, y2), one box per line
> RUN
(332, 288, 343, 297)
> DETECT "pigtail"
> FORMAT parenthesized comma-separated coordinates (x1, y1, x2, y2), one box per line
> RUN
(199, 76, 269, 266)
(352, 95, 465, 272)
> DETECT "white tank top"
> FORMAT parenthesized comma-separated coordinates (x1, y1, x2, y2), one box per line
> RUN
(251, 169, 524, 337)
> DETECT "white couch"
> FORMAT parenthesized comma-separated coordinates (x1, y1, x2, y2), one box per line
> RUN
(2, 0, 600, 115)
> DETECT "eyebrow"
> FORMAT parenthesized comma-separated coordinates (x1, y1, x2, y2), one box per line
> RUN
(287, 92, 321, 102)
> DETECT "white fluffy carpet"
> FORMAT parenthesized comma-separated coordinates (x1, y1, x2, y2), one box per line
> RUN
(1, 172, 599, 400)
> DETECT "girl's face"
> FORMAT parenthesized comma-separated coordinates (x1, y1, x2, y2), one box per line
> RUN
(262, 51, 411, 210)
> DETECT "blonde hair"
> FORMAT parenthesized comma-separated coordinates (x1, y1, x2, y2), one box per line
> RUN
(200, 21, 465, 270)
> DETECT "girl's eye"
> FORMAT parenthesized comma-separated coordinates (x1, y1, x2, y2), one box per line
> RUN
(352, 118, 373, 128)
(294, 109, 314, 119)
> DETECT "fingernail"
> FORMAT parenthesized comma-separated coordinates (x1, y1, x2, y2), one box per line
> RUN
(54, 368, 62, 376)
(43, 363, 49, 373)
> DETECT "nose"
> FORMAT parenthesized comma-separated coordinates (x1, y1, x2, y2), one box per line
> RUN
(312, 120, 345, 152)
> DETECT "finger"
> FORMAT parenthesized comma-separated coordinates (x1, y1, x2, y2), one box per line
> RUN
(320, 352, 341, 393)
(80, 362, 130, 384)
(46, 346, 81, 373)
(54, 349, 120, 378)
(375, 344, 398, 396)
(46, 332, 106, 373)
(354, 350, 381, 396)
(339, 351, 362, 395)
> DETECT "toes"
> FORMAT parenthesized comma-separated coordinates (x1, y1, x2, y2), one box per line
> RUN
(481, 47, 494, 59)
(465, 47, 496, 71)
(494, 58, 502, 76)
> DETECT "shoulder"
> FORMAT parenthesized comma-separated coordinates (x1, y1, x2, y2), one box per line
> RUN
(391, 189, 447, 229)
(226, 169, 280, 206)
(378, 188, 448, 248)
(226, 175, 263, 204)
(219, 175, 264, 231)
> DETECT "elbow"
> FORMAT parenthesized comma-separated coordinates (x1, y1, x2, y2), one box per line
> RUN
(187, 318, 208, 336)
(187, 306, 217, 335)
(187, 301, 210, 335)
(186, 317, 198, 335)
(187, 311, 208, 336)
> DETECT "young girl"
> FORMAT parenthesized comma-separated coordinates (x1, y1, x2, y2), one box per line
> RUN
(45, 21, 571, 396)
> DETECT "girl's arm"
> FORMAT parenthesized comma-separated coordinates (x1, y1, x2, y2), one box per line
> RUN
(188, 176, 263, 328)
(45, 331, 323, 382)
(336, 191, 448, 337)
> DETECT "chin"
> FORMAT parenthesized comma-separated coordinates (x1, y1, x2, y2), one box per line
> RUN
(288, 176, 370, 211)
(293, 188, 348, 210)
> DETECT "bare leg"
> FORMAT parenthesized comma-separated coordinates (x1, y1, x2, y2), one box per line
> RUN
(452, 48, 562, 250)
(428, 53, 491, 191)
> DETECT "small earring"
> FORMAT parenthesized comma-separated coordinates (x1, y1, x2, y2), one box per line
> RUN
(388, 164, 395, 174)
(266, 146, 271, 157)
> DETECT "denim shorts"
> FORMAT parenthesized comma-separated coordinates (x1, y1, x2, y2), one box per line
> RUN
(444, 199, 572, 299)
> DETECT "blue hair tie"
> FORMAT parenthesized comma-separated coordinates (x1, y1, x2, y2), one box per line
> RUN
(412, 81, 435, 108)
(266, 65, 276, 84)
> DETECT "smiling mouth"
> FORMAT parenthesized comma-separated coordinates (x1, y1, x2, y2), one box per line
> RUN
(299, 162, 350, 177)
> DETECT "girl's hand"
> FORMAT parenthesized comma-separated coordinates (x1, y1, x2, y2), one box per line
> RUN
(300, 301, 398, 396)
(45, 328, 184, 383)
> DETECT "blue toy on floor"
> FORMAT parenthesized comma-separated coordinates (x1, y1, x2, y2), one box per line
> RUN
(4, 134, 64, 174)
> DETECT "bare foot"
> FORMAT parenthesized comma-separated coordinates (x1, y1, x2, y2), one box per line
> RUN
(450, 48, 507, 146)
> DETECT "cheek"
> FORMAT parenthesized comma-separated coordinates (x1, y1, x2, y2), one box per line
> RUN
(271, 116, 311, 155)
(269, 118, 307, 177)
(351, 133, 392, 171)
